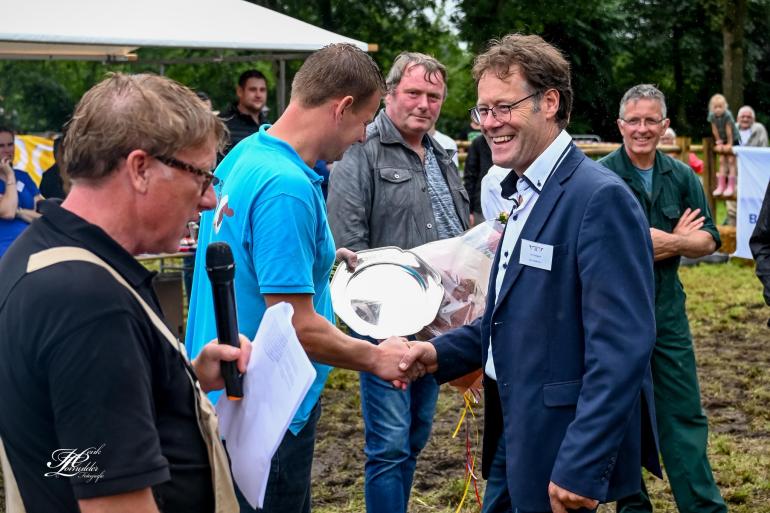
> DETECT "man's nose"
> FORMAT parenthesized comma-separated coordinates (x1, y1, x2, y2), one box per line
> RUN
(481, 111, 502, 131)
(637, 120, 653, 131)
(199, 184, 217, 211)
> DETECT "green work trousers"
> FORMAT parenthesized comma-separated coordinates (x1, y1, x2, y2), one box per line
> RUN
(617, 329, 727, 513)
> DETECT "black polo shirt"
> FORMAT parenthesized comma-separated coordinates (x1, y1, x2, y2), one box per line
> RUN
(0, 200, 213, 513)
(221, 104, 268, 156)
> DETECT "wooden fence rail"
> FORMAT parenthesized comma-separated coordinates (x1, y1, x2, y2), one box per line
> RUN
(455, 136, 734, 251)
(455, 136, 724, 215)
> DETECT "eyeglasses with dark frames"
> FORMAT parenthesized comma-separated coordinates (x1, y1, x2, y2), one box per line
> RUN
(469, 93, 538, 124)
(154, 155, 219, 195)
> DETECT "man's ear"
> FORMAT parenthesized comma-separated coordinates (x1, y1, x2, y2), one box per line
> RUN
(334, 96, 355, 122)
(542, 89, 560, 120)
(125, 150, 152, 194)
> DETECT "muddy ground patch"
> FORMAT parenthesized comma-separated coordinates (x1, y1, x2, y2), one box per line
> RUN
(312, 261, 770, 513)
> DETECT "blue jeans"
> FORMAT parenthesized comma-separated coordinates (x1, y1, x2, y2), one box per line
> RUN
(483, 434, 513, 513)
(483, 435, 596, 513)
(359, 368, 439, 513)
(233, 400, 321, 513)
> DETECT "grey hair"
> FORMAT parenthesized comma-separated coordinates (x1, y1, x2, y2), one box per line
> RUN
(385, 52, 448, 98)
(619, 84, 667, 119)
(738, 105, 756, 118)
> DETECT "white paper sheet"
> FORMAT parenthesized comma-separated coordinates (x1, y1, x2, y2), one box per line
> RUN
(216, 302, 316, 509)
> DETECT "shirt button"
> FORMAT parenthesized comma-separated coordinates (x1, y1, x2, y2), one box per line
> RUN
(426, 223, 433, 229)
(394, 173, 400, 179)
(504, 251, 509, 257)
(512, 215, 518, 221)
(502, 263, 507, 269)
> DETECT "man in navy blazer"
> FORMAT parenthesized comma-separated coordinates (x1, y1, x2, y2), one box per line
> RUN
(400, 34, 662, 512)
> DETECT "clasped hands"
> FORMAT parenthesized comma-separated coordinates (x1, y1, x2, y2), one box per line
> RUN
(371, 337, 438, 390)
(713, 138, 734, 153)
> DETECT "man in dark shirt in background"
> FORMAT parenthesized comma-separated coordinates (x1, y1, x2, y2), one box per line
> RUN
(221, 69, 269, 155)
(40, 133, 68, 199)
(463, 133, 492, 224)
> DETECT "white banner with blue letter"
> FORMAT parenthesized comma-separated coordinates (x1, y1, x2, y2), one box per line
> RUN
(734, 146, 770, 258)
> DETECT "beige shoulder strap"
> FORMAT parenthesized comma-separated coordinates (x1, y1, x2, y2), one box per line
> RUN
(20, 246, 238, 513)
(0, 437, 26, 513)
(27, 247, 184, 355)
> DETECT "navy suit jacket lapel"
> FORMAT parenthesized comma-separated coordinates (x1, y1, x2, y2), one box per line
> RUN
(492, 144, 582, 317)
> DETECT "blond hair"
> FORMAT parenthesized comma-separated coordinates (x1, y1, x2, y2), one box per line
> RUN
(708, 93, 728, 113)
(62, 73, 227, 182)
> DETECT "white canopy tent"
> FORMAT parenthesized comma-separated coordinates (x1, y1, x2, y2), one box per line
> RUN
(0, 0, 372, 110)
(0, 0, 370, 59)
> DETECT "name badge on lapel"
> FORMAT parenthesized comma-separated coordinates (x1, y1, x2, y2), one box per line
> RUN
(519, 239, 553, 271)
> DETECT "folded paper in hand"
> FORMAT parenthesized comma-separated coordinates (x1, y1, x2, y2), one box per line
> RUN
(216, 302, 316, 509)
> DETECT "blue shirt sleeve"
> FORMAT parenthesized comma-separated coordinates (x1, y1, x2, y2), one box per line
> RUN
(247, 193, 319, 295)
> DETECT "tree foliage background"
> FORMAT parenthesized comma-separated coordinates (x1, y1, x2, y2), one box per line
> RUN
(1, 0, 769, 141)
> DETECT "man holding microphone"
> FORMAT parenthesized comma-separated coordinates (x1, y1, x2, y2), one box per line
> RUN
(0, 73, 250, 513)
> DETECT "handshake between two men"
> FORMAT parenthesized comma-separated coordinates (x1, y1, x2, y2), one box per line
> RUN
(190, 314, 441, 393)
(369, 337, 439, 389)
(190, 249, 441, 395)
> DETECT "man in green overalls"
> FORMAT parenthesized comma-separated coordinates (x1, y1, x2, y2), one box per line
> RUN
(600, 84, 727, 513)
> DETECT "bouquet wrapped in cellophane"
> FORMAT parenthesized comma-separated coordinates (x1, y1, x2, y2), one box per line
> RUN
(412, 219, 504, 340)
(413, 219, 507, 392)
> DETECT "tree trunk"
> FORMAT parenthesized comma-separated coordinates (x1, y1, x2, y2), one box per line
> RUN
(318, 0, 334, 30)
(722, 0, 747, 112)
(672, 22, 687, 129)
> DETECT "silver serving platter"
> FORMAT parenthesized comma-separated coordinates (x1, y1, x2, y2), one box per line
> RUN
(330, 247, 445, 339)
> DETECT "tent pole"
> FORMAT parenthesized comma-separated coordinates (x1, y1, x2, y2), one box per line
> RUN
(278, 59, 286, 115)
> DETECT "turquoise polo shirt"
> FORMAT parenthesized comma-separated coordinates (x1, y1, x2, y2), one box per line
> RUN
(186, 125, 335, 434)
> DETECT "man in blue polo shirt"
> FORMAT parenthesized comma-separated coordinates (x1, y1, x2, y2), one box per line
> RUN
(186, 44, 423, 513)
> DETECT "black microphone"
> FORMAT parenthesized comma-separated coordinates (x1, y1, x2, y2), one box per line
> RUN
(205, 242, 244, 399)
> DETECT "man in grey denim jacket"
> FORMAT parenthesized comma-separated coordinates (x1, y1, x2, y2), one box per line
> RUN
(328, 54, 469, 253)
(327, 52, 469, 513)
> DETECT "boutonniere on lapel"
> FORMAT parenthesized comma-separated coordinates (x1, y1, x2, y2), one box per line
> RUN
(497, 211, 509, 225)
